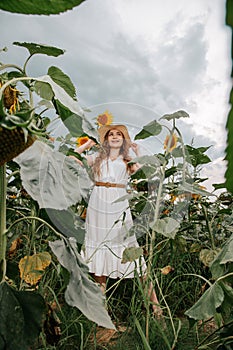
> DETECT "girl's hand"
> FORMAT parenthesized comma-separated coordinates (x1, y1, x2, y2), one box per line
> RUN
(131, 142, 140, 156)
(75, 138, 96, 153)
(86, 139, 96, 148)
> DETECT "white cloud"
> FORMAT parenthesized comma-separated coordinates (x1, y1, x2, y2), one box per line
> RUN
(0, 0, 231, 188)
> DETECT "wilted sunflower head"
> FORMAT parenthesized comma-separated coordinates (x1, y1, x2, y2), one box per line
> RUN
(96, 110, 113, 126)
(164, 133, 178, 152)
(76, 135, 90, 147)
(3, 85, 20, 114)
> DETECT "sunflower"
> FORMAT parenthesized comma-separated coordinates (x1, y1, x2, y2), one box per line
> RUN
(164, 133, 178, 152)
(191, 185, 206, 200)
(96, 110, 113, 126)
(2, 84, 20, 114)
(76, 135, 90, 147)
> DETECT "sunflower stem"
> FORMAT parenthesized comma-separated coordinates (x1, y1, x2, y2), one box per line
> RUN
(0, 164, 7, 282)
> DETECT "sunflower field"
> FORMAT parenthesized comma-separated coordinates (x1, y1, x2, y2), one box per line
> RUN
(1, 1, 233, 350)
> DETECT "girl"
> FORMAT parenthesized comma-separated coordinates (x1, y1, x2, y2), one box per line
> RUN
(74, 124, 162, 316)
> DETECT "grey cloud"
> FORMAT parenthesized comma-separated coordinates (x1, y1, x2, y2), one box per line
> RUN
(0, 1, 225, 164)
(154, 20, 209, 109)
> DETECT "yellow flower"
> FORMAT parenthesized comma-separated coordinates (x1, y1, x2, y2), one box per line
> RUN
(191, 185, 206, 200)
(76, 135, 90, 147)
(96, 110, 113, 126)
(164, 133, 178, 152)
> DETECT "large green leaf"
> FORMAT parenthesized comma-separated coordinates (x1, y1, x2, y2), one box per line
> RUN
(48, 66, 77, 100)
(160, 110, 190, 121)
(225, 1, 233, 194)
(46, 208, 85, 244)
(225, 109, 233, 193)
(219, 281, 233, 313)
(185, 283, 224, 321)
(178, 182, 213, 197)
(184, 145, 211, 167)
(14, 140, 93, 209)
(216, 234, 233, 265)
(13, 42, 65, 57)
(34, 81, 54, 100)
(0, 281, 46, 350)
(121, 247, 144, 263)
(130, 155, 161, 166)
(210, 234, 233, 279)
(49, 238, 115, 329)
(55, 100, 83, 137)
(38, 75, 98, 139)
(150, 217, 180, 239)
(0, 1, 86, 15)
(226, 0, 233, 28)
(134, 119, 162, 140)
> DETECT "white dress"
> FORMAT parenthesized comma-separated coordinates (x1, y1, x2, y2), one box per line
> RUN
(82, 154, 147, 279)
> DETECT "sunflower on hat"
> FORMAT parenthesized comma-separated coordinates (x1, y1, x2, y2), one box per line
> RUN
(95, 110, 131, 146)
(96, 110, 113, 126)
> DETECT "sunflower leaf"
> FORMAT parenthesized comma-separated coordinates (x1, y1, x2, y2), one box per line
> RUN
(54, 100, 83, 137)
(1, 1, 85, 15)
(150, 217, 180, 239)
(0, 282, 46, 350)
(134, 120, 162, 140)
(14, 140, 93, 209)
(48, 66, 77, 100)
(185, 283, 224, 321)
(160, 110, 190, 121)
(121, 247, 143, 263)
(34, 81, 54, 100)
(49, 238, 115, 329)
(13, 42, 65, 57)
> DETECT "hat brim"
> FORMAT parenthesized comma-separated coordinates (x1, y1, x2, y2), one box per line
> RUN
(98, 125, 131, 145)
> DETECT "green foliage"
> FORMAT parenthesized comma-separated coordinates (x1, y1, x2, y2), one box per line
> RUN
(0, 15, 232, 346)
(134, 119, 162, 140)
(0, 0, 86, 15)
(49, 238, 115, 329)
(13, 42, 65, 57)
(225, 0, 233, 194)
(183, 145, 212, 168)
(0, 281, 46, 350)
(54, 99, 84, 136)
(122, 247, 144, 263)
(185, 283, 224, 321)
(14, 140, 92, 210)
(151, 217, 180, 239)
(160, 110, 190, 121)
(48, 66, 77, 100)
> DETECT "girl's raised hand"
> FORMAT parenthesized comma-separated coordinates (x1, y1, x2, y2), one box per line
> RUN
(131, 142, 140, 156)
(86, 139, 96, 148)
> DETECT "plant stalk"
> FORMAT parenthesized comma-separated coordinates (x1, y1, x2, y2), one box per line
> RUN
(0, 164, 7, 281)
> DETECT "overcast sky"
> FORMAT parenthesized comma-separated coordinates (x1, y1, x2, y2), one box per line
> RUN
(1, 0, 232, 190)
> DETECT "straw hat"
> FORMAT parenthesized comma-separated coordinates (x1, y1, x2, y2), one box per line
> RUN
(98, 124, 131, 145)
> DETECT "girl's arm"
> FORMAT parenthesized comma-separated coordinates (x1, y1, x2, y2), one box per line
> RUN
(74, 139, 96, 166)
(75, 139, 96, 154)
(128, 142, 142, 174)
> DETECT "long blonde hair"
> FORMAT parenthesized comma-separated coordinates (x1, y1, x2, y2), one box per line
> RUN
(93, 130, 131, 177)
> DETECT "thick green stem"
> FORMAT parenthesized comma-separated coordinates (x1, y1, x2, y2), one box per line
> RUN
(202, 204, 215, 250)
(145, 160, 166, 341)
(0, 164, 7, 281)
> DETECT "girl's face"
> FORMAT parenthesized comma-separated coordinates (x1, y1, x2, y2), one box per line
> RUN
(107, 129, 124, 148)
